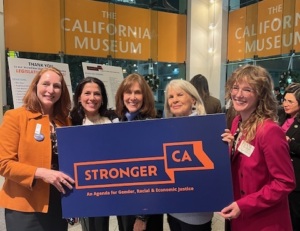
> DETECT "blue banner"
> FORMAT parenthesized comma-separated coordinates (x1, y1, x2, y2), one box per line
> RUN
(56, 114, 233, 218)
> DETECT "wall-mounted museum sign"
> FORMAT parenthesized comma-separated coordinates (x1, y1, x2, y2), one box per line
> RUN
(228, 0, 300, 61)
(4, 0, 186, 63)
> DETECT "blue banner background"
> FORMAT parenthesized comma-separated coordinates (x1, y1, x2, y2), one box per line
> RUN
(57, 114, 233, 217)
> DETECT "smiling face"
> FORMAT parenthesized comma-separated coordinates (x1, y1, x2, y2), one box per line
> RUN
(123, 81, 143, 113)
(79, 82, 102, 117)
(37, 70, 62, 115)
(230, 81, 258, 120)
(283, 93, 300, 118)
(167, 86, 196, 117)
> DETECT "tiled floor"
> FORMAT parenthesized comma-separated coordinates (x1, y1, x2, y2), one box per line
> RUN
(69, 213, 225, 231)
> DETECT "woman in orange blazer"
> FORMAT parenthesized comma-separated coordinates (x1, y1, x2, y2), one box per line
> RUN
(0, 67, 75, 231)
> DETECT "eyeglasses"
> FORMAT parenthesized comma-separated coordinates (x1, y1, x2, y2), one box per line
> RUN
(231, 86, 254, 96)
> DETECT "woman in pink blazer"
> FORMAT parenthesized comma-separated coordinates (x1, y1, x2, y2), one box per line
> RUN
(220, 65, 295, 231)
(0, 67, 75, 231)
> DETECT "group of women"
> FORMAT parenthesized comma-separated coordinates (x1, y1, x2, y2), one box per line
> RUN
(0, 64, 298, 231)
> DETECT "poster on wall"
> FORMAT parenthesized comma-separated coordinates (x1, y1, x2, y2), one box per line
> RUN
(82, 62, 124, 109)
(5, 0, 186, 63)
(7, 57, 73, 109)
(57, 114, 233, 218)
(227, 0, 300, 61)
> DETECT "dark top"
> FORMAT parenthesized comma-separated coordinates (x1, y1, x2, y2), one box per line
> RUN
(203, 96, 222, 114)
(278, 108, 300, 191)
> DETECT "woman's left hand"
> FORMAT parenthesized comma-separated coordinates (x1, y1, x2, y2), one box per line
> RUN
(133, 218, 147, 231)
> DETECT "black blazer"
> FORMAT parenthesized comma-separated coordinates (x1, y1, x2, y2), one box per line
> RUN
(278, 108, 300, 191)
(203, 96, 222, 114)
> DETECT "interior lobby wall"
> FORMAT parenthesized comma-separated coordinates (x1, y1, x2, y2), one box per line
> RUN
(186, 0, 228, 105)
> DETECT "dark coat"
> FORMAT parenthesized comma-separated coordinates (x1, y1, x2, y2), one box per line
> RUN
(203, 96, 222, 114)
(278, 108, 300, 191)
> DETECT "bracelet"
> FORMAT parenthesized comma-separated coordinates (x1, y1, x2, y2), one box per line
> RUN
(136, 215, 148, 222)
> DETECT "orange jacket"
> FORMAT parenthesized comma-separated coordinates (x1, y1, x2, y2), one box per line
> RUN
(0, 107, 70, 213)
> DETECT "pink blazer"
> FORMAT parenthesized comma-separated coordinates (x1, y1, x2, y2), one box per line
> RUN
(0, 107, 70, 213)
(230, 116, 295, 231)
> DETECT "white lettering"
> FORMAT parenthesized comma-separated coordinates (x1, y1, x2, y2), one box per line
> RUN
(74, 36, 142, 54)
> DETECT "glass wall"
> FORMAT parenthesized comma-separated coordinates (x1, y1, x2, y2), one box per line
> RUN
(226, 54, 300, 94)
(229, 0, 260, 11)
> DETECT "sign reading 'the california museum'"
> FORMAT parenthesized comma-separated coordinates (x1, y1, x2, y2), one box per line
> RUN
(228, 0, 300, 61)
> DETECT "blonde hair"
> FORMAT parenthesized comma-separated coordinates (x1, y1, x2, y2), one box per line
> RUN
(164, 79, 206, 118)
(226, 65, 277, 142)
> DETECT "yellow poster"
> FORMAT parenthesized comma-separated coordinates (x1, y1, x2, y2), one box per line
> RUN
(293, 0, 300, 52)
(244, 4, 258, 59)
(5, 0, 186, 63)
(63, 0, 110, 58)
(227, 0, 300, 61)
(227, 7, 246, 61)
(158, 12, 186, 63)
(256, 0, 283, 57)
(4, 0, 62, 54)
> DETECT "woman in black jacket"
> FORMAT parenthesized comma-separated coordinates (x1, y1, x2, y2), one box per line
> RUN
(278, 83, 300, 231)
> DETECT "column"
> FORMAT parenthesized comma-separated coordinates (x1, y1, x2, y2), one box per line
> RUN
(186, 0, 229, 105)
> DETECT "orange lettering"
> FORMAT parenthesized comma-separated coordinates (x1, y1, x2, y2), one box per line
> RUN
(182, 150, 192, 162)
(172, 150, 181, 162)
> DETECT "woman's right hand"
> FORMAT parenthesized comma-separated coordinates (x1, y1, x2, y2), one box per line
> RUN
(35, 168, 75, 194)
(218, 201, 241, 220)
(221, 129, 234, 146)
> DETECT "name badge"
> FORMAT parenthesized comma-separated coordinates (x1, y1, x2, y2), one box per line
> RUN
(237, 140, 254, 157)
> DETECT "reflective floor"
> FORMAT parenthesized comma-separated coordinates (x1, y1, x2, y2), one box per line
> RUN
(0, 209, 225, 231)
(68, 214, 225, 231)
(0, 178, 225, 231)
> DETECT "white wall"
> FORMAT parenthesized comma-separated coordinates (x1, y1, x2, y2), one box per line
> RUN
(186, 0, 228, 105)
